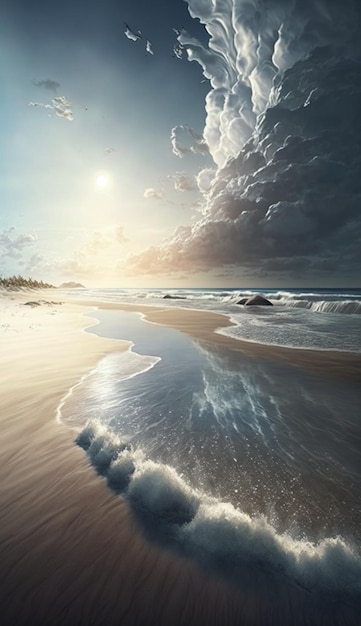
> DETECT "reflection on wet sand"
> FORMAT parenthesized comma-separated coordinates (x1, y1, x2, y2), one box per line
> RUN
(1, 299, 360, 626)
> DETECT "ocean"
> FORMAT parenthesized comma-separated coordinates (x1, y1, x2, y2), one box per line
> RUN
(60, 286, 361, 351)
(58, 287, 361, 619)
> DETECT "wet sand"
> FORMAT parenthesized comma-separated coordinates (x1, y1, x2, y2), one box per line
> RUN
(0, 291, 360, 625)
(78, 299, 361, 382)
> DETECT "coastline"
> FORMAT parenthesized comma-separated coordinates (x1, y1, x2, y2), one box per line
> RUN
(74, 298, 361, 382)
(1, 290, 360, 625)
(0, 291, 257, 625)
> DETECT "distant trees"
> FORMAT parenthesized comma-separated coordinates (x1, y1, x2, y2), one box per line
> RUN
(0, 275, 54, 289)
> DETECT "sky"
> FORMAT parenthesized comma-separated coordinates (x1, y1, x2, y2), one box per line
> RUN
(1, 0, 360, 288)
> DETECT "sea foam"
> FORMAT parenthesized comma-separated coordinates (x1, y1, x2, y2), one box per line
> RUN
(76, 421, 361, 598)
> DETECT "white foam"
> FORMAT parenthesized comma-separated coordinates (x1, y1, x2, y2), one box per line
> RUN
(76, 420, 361, 597)
(56, 349, 161, 425)
(215, 309, 361, 352)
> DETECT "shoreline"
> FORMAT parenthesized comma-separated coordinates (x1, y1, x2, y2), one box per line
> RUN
(1, 290, 360, 625)
(0, 291, 252, 625)
(74, 298, 361, 382)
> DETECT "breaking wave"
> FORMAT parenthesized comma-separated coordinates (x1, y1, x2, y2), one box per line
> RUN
(266, 291, 361, 315)
(75, 420, 361, 600)
(59, 286, 361, 315)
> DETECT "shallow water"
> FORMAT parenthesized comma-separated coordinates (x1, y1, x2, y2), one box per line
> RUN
(60, 310, 361, 609)
(61, 286, 361, 352)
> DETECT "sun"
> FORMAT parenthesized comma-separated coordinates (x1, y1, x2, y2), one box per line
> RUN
(95, 173, 109, 190)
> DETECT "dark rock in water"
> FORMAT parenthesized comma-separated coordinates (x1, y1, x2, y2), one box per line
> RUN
(163, 294, 186, 300)
(237, 295, 273, 306)
(24, 301, 41, 307)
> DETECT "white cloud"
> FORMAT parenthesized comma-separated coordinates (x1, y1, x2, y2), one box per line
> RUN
(196, 167, 217, 193)
(0, 227, 37, 259)
(29, 101, 53, 110)
(29, 94, 74, 121)
(143, 187, 164, 200)
(52, 225, 130, 280)
(52, 96, 73, 119)
(172, 173, 197, 192)
(170, 125, 209, 158)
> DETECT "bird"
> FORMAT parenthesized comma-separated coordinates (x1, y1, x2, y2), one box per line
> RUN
(145, 40, 154, 55)
(124, 21, 142, 42)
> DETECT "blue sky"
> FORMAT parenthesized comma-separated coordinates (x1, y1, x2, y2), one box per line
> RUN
(1, 0, 361, 287)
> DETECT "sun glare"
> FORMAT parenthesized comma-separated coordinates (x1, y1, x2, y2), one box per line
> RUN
(95, 173, 109, 189)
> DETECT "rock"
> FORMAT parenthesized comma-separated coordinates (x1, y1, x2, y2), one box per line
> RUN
(163, 294, 186, 300)
(58, 282, 85, 288)
(24, 301, 41, 307)
(237, 295, 273, 306)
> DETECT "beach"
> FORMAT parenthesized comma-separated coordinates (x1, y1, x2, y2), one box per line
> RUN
(0, 290, 360, 626)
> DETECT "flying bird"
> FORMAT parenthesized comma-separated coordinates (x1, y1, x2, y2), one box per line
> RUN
(124, 22, 142, 42)
(145, 40, 154, 55)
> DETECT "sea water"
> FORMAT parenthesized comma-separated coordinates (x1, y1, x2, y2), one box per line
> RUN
(58, 297, 361, 604)
(59, 286, 361, 352)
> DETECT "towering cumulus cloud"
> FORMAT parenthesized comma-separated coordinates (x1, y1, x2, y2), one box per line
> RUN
(128, 0, 361, 281)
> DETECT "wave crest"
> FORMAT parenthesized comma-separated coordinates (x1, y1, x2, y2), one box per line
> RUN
(76, 421, 361, 597)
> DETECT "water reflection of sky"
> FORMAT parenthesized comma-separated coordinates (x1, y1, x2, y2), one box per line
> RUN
(70, 310, 361, 541)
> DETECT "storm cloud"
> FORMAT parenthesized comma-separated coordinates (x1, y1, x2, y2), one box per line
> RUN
(128, 0, 361, 282)
(171, 125, 209, 158)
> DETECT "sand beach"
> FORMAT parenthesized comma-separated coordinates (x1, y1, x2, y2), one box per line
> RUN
(0, 290, 360, 625)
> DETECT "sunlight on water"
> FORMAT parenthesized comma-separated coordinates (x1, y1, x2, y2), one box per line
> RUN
(58, 310, 361, 603)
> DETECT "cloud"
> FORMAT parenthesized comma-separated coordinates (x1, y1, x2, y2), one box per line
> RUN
(126, 1, 361, 282)
(29, 101, 53, 110)
(196, 167, 217, 193)
(33, 79, 60, 93)
(52, 226, 129, 279)
(171, 125, 209, 158)
(143, 188, 164, 200)
(83, 226, 129, 255)
(23, 253, 45, 271)
(29, 95, 74, 121)
(172, 42, 185, 60)
(114, 226, 129, 244)
(51, 95, 73, 120)
(172, 173, 198, 192)
(0, 227, 37, 260)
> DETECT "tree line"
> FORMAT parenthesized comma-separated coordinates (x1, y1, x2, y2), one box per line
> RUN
(0, 275, 54, 289)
